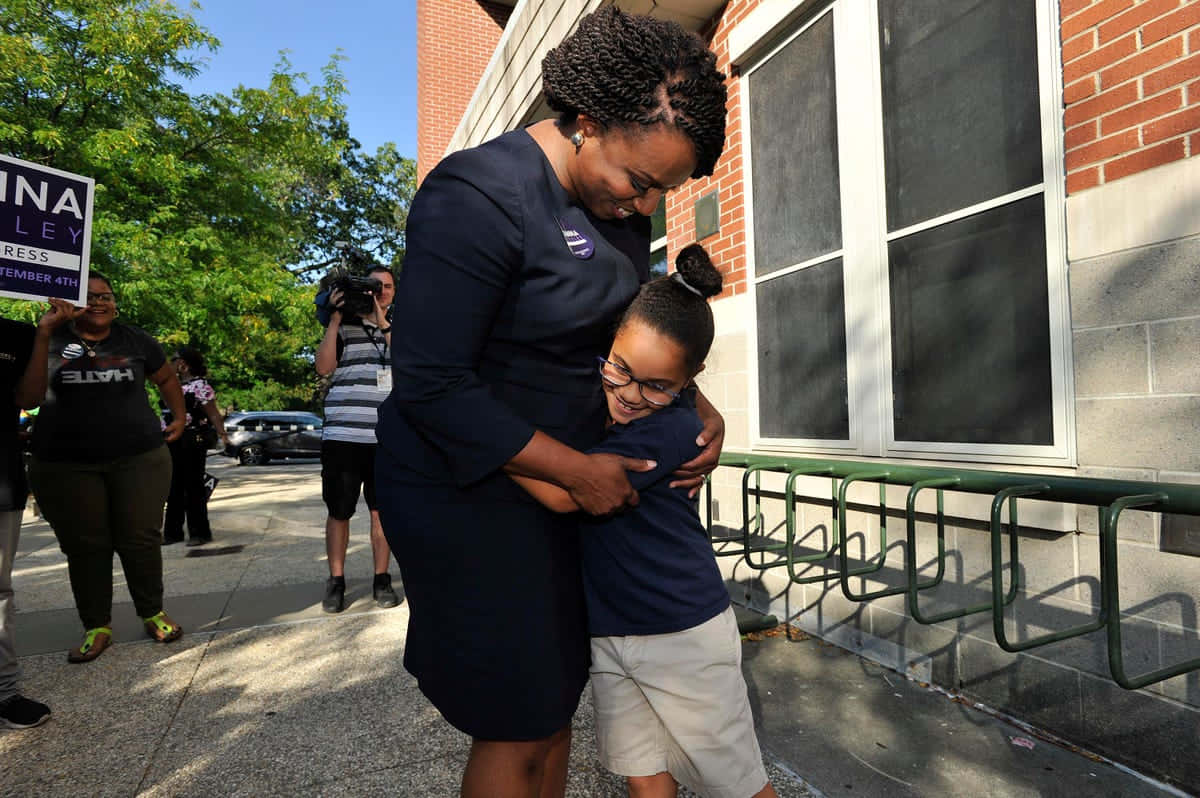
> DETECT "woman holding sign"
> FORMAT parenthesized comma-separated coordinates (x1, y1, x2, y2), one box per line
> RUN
(17, 273, 188, 662)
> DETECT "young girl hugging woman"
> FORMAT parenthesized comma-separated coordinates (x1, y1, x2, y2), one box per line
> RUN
(512, 245, 779, 798)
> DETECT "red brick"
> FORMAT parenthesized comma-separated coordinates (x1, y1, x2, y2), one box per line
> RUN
(1064, 34, 1138, 84)
(1066, 128, 1140, 167)
(1101, 36, 1183, 89)
(1142, 104, 1200, 143)
(1066, 166, 1102, 193)
(1063, 81, 1139, 127)
(1191, 78, 1200, 103)
(1104, 136, 1187, 180)
(1063, 30, 1097, 63)
(1061, 0, 1094, 18)
(1062, 0, 1136, 41)
(1191, 26, 1200, 53)
(416, 0, 511, 181)
(1065, 119, 1100, 149)
(1065, 76, 1099, 103)
(1101, 88, 1183, 134)
(1191, 132, 1200, 153)
(1143, 3, 1200, 45)
(1143, 51, 1200, 96)
(1098, 0, 1181, 43)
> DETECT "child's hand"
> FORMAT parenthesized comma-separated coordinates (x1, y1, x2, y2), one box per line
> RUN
(565, 453, 654, 516)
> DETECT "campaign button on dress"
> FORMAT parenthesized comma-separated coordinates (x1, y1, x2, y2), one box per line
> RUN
(555, 216, 594, 259)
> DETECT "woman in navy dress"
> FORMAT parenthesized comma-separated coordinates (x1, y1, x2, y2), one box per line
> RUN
(375, 8, 729, 796)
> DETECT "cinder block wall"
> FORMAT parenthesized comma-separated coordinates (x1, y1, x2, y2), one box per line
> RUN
(415, 0, 512, 183)
(692, 0, 1200, 790)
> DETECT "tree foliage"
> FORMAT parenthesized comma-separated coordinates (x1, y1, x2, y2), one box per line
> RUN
(0, 0, 414, 411)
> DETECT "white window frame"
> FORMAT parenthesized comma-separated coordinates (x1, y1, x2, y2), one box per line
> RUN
(738, 0, 1075, 466)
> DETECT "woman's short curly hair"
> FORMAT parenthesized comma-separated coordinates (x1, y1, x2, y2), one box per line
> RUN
(541, 6, 728, 178)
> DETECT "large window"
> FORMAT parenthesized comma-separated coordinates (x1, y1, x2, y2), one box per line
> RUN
(744, 0, 1070, 463)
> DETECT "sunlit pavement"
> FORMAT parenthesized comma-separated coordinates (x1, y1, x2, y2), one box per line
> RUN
(1, 460, 1177, 797)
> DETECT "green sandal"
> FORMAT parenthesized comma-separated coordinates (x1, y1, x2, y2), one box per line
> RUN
(67, 627, 112, 663)
(143, 611, 183, 643)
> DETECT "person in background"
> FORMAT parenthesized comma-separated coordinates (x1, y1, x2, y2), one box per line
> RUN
(374, 8, 729, 796)
(162, 346, 228, 547)
(314, 264, 399, 613)
(0, 310, 55, 729)
(16, 273, 187, 663)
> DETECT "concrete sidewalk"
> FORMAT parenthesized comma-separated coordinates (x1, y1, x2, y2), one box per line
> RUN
(0, 460, 1187, 797)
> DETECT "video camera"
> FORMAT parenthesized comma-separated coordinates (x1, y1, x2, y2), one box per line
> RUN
(330, 272, 383, 318)
(314, 242, 390, 325)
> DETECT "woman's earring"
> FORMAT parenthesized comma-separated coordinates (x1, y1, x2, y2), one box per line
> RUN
(113, 309, 120, 317)
(570, 131, 584, 150)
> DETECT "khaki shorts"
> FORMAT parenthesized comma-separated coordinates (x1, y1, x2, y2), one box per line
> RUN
(589, 606, 769, 798)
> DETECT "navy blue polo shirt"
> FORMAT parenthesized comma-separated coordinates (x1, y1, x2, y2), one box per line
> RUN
(581, 392, 730, 637)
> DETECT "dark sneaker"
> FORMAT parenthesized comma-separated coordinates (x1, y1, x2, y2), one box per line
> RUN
(185, 537, 212, 547)
(322, 578, 346, 614)
(161, 536, 183, 546)
(373, 574, 399, 609)
(0, 695, 51, 730)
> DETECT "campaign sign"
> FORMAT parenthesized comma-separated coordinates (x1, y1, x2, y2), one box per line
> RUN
(0, 155, 94, 304)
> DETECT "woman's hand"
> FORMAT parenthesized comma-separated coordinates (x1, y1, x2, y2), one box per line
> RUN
(37, 299, 83, 333)
(562, 452, 653, 516)
(670, 393, 725, 497)
(163, 418, 186, 443)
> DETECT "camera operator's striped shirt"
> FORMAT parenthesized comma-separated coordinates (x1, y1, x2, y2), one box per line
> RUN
(323, 320, 389, 444)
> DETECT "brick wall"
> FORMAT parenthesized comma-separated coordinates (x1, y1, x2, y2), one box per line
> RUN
(664, 0, 762, 301)
(416, 0, 512, 183)
(1062, 0, 1200, 193)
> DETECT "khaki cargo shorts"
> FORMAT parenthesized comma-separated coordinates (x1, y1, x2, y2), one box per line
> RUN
(589, 606, 770, 798)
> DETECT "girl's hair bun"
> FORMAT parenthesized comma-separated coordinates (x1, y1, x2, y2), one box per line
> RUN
(675, 244, 723, 299)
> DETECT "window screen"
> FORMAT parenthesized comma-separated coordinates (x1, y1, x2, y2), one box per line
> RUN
(757, 259, 849, 440)
(749, 11, 842, 275)
(878, 0, 1043, 232)
(889, 195, 1052, 445)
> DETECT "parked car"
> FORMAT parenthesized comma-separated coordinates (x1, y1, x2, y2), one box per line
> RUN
(223, 411, 324, 465)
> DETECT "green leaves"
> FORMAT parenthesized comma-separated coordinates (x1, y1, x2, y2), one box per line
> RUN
(1, 0, 415, 413)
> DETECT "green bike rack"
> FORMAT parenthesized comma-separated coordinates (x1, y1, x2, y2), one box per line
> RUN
(988, 485, 1107, 652)
(1103, 493, 1200, 689)
(704, 473, 742, 549)
(906, 478, 985, 623)
(738, 465, 789, 568)
(712, 452, 1200, 690)
(836, 471, 896, 601)
(783, 467, 842, 585)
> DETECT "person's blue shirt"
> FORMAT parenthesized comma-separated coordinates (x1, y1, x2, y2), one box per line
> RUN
(581, 391, 730, 637)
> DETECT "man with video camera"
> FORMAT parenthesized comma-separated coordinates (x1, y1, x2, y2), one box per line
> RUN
(315, 264, 399, 613)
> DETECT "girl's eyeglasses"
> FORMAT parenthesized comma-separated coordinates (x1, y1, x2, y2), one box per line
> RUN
(595, 356, 679, 408)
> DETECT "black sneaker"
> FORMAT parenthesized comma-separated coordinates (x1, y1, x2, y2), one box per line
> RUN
(0, 695, 51, 730)
(373, 574, 399, 609)
(322, 578, 346, 614)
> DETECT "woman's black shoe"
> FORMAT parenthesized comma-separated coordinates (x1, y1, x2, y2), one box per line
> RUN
(185, 537, 212, 547)
(162, 536, 184, 546)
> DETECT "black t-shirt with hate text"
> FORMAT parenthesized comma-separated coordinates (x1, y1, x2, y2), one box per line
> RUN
(0, 318, 36, 511)
(31, 322, 167, 463)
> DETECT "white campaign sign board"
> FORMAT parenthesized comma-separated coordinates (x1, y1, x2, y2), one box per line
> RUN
(0, 154, 95, 304)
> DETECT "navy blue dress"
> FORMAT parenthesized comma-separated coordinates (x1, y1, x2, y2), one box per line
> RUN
(375, 129, 650, 740)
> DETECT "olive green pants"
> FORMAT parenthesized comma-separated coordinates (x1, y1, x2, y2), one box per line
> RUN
(28, 446, 172, 630)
